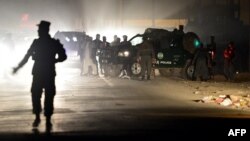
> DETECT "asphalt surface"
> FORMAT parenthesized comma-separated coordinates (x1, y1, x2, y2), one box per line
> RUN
(0, 68, 249, 140)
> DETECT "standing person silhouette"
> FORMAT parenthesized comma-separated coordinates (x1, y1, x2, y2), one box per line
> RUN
(13, 20, 67, 129)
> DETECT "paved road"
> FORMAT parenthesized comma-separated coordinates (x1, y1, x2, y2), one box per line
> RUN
(0, 68, 249, 140)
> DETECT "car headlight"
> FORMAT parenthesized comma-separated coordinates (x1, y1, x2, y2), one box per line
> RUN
(65, 37, 70, 42)
(124, 51, 130, 57)
(73, 37, 77, 42)
(118, 52, 124, 57)
(118, 51, 130, 57)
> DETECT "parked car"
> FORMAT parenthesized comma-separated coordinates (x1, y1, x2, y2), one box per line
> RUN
(54, 31, 85, 68)
(122, 28, 200, 79)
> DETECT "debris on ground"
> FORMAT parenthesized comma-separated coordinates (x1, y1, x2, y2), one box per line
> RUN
(196, 95, 250, 109)
(220, 98, 232, 106)
(194, 91, 200, 95)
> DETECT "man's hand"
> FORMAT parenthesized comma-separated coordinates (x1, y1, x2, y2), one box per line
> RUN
(12, 67, 19, 74)
(137, 57, 141, 63)
(152, 58, 156, 64)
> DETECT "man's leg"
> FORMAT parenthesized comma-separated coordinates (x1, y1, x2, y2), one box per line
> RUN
(44, 77, 56, 128)
(31, 76, 43, 127)
(80, 59, 84, 76)
(100, 61, 104, 75)
(90, 59, 98, 75)
(229, 63, 235, 81)
(224, 60, 230, 80)
(83, 59, 90, 75)
(141, 58, 146, 80)
(146, 57, 152, 80)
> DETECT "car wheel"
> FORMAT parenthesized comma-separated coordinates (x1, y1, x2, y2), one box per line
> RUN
(131, 62, 141, 76)
(186, 64, 194, 80)
(180, 59, 194, 80)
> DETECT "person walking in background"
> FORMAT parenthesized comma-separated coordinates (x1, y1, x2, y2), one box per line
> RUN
(82, 36, 98, 76)
(223, 41, 236, 81)
(79, 32, 87, 76)
(192, 43, 210, 81)
(93, 34, 102, 75)
(99, 36, 110, 76)
(119, 35, 132, 79)
(137, 36, 155, 80)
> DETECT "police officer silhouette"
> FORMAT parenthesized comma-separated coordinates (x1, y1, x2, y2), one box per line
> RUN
(13, 20, 67, 128)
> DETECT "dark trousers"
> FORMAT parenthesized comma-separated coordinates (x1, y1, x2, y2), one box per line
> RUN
(31, 75, 56, 117)
(224, 60, 235, 81)
(194, 58, 209, 80)
(141, 56, 152, 78)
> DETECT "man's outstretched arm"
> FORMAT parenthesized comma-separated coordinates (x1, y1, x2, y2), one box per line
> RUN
(13, 41, 36, 74)
(13, 52, 32, 74)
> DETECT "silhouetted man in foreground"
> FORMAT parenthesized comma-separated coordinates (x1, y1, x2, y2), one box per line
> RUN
(13, 20, 67, 128)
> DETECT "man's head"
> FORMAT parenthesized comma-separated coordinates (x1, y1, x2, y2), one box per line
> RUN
(122, 35, 127, 41)
(179, 25, 184, 31)
(117, 37, 120, 43)
(37, 20, 50, 37)
(96, 34, 100, 40)
(102, 36, 107, 42)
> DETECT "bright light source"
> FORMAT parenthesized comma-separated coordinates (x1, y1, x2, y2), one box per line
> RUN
(65, 37, 70, 42)
(0, 41, 31, 81)
(118, 52, 124, 57)
(0, 43, 15, 67)
(131, 37, 143, 46)
(124, 51, 130, 57)
(194, 39, 200, 48)
(73, 37, 77, 42)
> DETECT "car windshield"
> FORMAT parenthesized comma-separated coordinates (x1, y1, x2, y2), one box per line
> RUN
(130, 36, 143, 46)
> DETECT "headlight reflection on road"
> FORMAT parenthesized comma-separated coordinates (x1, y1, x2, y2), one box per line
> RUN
(56, 62, 81, 91)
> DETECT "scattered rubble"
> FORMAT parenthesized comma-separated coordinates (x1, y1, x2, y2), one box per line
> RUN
(197, 95, 250, 109)
(220, 98, 232, 106)
(194, 91, 200, 95)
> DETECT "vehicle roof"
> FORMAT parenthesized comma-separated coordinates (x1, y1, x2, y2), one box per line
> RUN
(54, 31, 85, 38)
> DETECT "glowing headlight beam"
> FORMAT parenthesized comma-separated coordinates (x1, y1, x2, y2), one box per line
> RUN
(73, 37, 77, 42)
(124, 51, 130, 57)
(65, 37, 70, 42)
(118, 52, 124, 57)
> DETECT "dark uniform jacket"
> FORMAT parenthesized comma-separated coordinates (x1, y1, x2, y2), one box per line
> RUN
(137, 40, 155, 58)
(18, 36, 67, 76)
